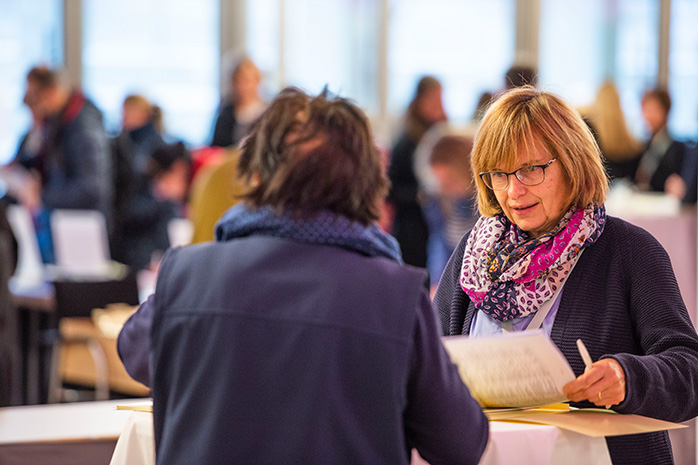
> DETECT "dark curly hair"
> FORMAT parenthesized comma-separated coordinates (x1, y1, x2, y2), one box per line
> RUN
(238, 87, 389, 225)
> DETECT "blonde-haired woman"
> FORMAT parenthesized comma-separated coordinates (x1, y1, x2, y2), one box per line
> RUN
(211, 57, 267, 148)
(434, 86, 698, 465)
(581, 81, 643, 181)
(118, 94, 165, 172)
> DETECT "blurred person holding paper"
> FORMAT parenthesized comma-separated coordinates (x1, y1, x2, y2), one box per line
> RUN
(9, 65, 111, 263)
(434, 86, 698, 465)
(118, 88, 488, 465)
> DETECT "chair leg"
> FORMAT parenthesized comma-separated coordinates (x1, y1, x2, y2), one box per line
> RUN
(85, 338, 110, 401)
(47, 339, 63, 403)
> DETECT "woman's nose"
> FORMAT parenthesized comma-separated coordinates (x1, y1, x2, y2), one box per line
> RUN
(507, 175, 527, 197)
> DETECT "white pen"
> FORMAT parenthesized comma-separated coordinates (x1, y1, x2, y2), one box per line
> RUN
(576, 338, 610, 408)
(576, 338, 593, 371)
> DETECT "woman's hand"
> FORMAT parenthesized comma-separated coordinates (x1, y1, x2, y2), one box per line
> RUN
(562, 358, 626, 408)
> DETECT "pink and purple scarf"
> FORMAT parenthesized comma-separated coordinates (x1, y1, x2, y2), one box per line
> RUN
(459, 204, 606, 322)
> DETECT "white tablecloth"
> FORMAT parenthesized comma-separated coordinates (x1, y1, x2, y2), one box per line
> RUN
(109, 411, 155, 465)
(0, 399, 138, 465)
(110, 412, 612, 465)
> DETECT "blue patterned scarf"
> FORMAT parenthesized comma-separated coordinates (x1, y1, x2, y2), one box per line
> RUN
(216, 203, 403, 262)
(460, 203, 606, 322)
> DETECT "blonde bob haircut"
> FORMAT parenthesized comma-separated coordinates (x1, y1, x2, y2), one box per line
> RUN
(471, 86, 609, 217)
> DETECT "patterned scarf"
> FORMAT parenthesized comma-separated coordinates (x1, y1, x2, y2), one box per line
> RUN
(216, 203, 403, 262)
(459, 204, 606, 322)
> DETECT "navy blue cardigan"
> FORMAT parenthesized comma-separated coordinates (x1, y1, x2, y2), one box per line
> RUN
(434, 215, 698, 465)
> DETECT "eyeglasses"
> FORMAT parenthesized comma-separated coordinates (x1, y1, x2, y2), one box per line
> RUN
(479, 158, 557, 191)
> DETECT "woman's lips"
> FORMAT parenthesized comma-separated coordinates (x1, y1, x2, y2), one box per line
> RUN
(511, 203, 537, 214)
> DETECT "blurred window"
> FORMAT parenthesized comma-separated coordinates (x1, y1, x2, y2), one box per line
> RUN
(387, 0, 515, 125)
(247, 0, 380, 113)
(82, 0, 219, 146)
(669, 0, 698, 140)
(245, 0, 281, 100)
(539, 0, 657, 137)
(615, 0, 659, 138)
(0, 0, 62, 165)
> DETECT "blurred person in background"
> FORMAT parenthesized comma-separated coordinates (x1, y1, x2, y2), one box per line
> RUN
(11, 65, 111, 262)
(110, 94, 166, 263)
(118, 87, 488, 465)
(388, 76, 446, 268)
(113, 142, 191, 272)
(469, 91, 493, 127)
(0, 193, 19, 407)
(112, 94, 165, 177)
(417, 132, 478, 294)
(211, 57, 267, 148)
(503, 64, 537, 90)
(636, 88, 686, 194)
(413, 90, 490, 288)
(580, 81, 643, 183)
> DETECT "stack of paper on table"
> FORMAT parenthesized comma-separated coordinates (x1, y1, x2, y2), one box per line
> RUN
(442, 331, 686, 437)
(117, 400, 153, 413)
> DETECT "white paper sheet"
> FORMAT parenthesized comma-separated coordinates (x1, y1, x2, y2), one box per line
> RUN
(442, 330, 576, 408)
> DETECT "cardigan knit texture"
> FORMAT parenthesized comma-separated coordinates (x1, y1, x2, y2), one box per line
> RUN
(434, 215, 698, 465)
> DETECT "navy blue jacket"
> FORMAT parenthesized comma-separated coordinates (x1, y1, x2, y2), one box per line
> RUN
(434, 216, 698, 465)
(17, 93, 112, 217)
(120, 236, 488, 465)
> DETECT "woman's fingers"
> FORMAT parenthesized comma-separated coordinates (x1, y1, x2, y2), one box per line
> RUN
(562, 358, 626, 407)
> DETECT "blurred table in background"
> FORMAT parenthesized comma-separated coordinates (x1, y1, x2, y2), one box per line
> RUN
(59, 315, 149, 398)
(0, 399, 143, 465)
(606, 190, 697, 465)
(606, 191, 697, 326)
(10, 273, 144, 405)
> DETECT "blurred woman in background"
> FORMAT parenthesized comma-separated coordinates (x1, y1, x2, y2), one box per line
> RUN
(581, 81, 643, 182)
(388, 76, 446, 268)
(211, 57, 266, 148)
(110, 94, 166, 265)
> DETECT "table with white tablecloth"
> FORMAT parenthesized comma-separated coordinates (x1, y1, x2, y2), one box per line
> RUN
(606, 194, 698, 465)
(0, 399, 141, 465)
(109, 409, 613, 465)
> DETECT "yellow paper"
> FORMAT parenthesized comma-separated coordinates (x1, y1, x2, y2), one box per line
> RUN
(116, 402, 153, 413)
(485, 402, 570, 420)
(491, 409, 687, 437)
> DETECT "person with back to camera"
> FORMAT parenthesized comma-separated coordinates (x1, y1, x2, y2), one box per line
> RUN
(433, 86, 698, 465)
(117, 87, 488, 465)
(388, 76, 447, 268)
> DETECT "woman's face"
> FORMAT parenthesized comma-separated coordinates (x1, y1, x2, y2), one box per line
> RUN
(233, 66, 260, 103)
(641, 96, 668, 135)
(431, 162, 471, 199)
(493, 140, 572, 238)
(122, 103, 149, 131)
(417, 86, 446, 124)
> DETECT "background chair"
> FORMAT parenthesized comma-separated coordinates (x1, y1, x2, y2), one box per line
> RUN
(46, 269, 141, 403)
